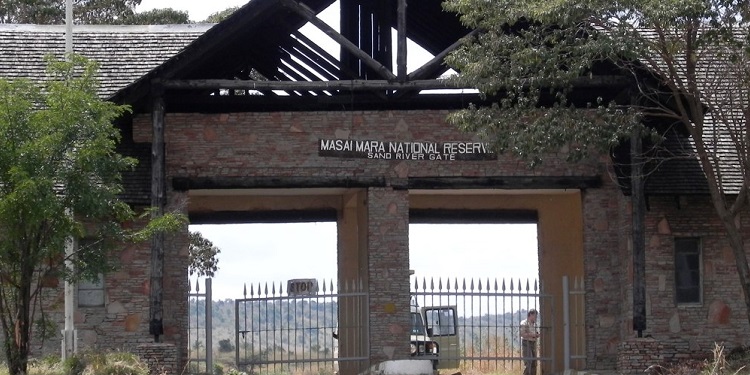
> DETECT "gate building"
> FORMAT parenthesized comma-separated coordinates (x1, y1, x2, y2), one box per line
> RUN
(1, 1, 748, 374)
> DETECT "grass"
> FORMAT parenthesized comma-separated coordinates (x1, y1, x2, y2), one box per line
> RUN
(648, 344, 750, 375)
(0, 342, 746, 375)
(0, 352, 149, 375)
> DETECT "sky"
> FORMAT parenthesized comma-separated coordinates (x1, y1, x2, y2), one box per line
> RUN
(190, 222, 539, 301)
(135, 0, 540, 300)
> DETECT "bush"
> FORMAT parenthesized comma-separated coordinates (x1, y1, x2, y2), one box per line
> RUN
(81, 352, 148, 375)
(0, 352, 150, 375)
(218, 339, 234, 353)
(63, 356, 85, 375)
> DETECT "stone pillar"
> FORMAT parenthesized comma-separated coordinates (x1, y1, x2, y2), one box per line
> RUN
(617, 338, 663, 375)
(136, 343, 178, 375)
(162, 190, 190, 370)
(338, 189, 369, 375)
(367, 187, 410, 364)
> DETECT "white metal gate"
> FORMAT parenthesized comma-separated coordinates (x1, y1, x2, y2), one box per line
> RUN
(234, 279, 368, 375)
(188, 278, 213, 375)
(412, 275, 586, 373)
(232, 276, 584, 374)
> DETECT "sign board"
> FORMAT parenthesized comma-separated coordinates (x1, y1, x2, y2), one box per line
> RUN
(319, 139, 496, 161)
(287, 279, 319, 296)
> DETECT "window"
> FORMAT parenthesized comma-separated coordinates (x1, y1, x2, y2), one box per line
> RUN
(674, 237, 701, 304)
(424, 307, 457, 336)
(77, 238, 105, 307)
(78, 273, 105, 307)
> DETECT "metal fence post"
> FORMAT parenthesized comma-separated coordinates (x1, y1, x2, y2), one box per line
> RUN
(206, 278, 213, 373)
(563, 276, 570, 370)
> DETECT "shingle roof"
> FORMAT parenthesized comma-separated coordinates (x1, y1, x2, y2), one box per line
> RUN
(0, 20, 742, 197)
(0, 24, 211, 98)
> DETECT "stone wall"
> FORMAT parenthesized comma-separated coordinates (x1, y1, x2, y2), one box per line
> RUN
(581, 180, 630, 369)
(617, 338, 663, 374)
(121, 108, 750, 371)
(590, 192, 750, 371)
(634, 195, 750, 357)
(367, 187, 411, 363)
(132, 110, 604, 181)
(135, 343, 178, 375)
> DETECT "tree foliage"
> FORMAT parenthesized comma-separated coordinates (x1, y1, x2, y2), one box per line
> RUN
(123, 8, 190, 25)
(0, 0, 191, 25)
(203, 7, 240, 23)
(0, 0, 141, 24)
(443, 0, 750, 324)
(189, 231, 221, 278)
(0, 54, 185, 375)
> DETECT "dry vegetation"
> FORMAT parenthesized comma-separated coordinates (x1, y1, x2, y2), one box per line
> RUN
(646, 344, 749, 375)
(0, 352, 149, 375)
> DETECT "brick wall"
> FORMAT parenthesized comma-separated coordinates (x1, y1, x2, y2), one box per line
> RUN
(617, 338, 663, 374)
(132, 110, 603, 180)
(581, 180, 630, 369)
(17, 107, 750, 372)
(135, 343, 178, 375)
(110, 108, 750, 371)
(635, 196, 750, 357)
(24, 209, 190, 367)
(366, 187, 411, 363)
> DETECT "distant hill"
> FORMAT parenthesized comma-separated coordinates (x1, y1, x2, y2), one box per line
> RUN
(189, 299, 529, 355)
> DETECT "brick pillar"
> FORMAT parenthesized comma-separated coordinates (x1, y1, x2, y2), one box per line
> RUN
(162, 190, 190, 370)
(617, 338, 663, 375)
(367, 187, 410, 365)
(136, 343, 178, 375)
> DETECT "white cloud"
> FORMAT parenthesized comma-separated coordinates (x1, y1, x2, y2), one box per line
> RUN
(190, 223, 538, 301)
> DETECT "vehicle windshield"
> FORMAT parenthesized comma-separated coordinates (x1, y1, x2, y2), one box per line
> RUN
(410, 312, 426, 335)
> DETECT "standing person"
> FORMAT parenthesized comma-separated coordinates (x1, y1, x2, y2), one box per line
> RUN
(520, 309, 539, 375)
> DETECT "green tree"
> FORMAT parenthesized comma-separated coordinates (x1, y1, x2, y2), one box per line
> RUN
(443, 0, 750, 324)
(0, 0, 141, 24)
(0, 54, 185, 375)
(203, 6, 240, 23)
(189, 231, 221, 278)
(218, 338, 234, 353)
(123, 8, 190, 25)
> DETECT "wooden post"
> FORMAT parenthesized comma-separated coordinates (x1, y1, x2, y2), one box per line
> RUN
(631, 121, 647, 335)
(397, 0, 407, 81)
(149, 85, 166, 342)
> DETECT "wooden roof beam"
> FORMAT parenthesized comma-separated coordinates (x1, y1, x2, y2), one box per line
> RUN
(163, 78, 466, 91)
(397, 0, 407, 81)
(162, 75, 631, 95)
(291, 31, 360, 79)
(280, 0, 397, 81)
(408, 29, 480, 81)
(281, 45, 340, 81)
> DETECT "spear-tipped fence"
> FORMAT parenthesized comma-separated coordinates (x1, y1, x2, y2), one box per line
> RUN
(231, 275, 584, 374)
(234, 279, 367, 375)
(188, 277, 212, 375)
(412, 276, 549, 372)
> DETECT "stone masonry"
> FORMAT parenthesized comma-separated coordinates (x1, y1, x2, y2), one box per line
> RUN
(25, 108, 746, 372)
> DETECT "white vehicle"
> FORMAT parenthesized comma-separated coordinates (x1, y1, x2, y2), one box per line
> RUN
(332, 303, 458, 370)
(410, 304, 439, 368)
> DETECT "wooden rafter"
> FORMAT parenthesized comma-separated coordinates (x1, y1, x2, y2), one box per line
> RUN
(163, 78, 466, 91)
(291, 31, 360, 79)
(286, 41, 341, 80)
(280, 0, 397, 80)
(162, 75, 631, 92)
(408, 29, 480, 81)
